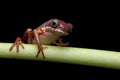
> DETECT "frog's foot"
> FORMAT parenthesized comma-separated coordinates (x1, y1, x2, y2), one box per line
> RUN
(9, 37, 24, 52)
(35, 46, 48, 59)
(53, 38, 69, 46)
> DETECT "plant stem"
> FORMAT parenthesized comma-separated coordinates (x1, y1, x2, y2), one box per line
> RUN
(0, 42, 120, 69)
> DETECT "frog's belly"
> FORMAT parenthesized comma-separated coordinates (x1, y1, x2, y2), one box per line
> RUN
(32, 32, 59, 45)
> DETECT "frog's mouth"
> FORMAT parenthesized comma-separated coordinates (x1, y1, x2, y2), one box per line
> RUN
(42, 27, 68, 36)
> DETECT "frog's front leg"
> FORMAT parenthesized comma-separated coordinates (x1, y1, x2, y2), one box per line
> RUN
(9, 28, 45, 59)
(33, 29, 45, 58)
(53, 38, 69, 46)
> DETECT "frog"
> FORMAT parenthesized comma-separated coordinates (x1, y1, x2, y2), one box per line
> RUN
(9, 19, 73, 59)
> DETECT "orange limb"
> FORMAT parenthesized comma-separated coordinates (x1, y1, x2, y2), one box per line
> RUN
(9, 28, 46, 59)
(53, 38, 69, 46)
(33, 29, 45, 59)
(9, 37, 24, 52)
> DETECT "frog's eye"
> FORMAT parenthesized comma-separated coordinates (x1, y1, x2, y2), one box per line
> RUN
(50, 19, 59, 28)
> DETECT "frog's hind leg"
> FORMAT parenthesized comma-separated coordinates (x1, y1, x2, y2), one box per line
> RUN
(9, 28, 33, 53)
(9, 37, 24, 52)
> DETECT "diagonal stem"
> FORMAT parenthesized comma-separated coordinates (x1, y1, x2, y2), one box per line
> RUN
(0, 42, 120, 69)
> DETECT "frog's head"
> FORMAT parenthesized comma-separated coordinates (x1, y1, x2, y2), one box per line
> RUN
(41, 19, 73, 36)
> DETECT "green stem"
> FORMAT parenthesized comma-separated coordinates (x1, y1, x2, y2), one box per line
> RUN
(0, 42, 120, 69)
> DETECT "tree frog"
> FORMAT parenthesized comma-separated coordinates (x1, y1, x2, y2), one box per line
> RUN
(9, 19, 73, 59)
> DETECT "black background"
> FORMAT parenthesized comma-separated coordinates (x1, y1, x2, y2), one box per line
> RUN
(0, 1, 120, 79)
